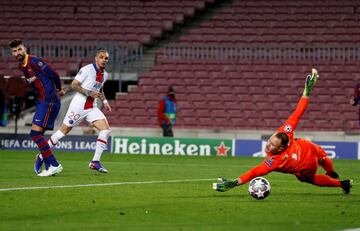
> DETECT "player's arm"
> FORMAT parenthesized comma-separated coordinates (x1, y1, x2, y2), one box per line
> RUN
(237, 163, 273, 185)
(213, 159, 275, 192)
(279, 95, 309, 133)
(71, 79, 101, 98)
(71, 66, 101, 98)
(100, 88, 111, 112)
(30, 61, 65, 96)
(32, 60, 62, 93)
(278, 69, 319, 133)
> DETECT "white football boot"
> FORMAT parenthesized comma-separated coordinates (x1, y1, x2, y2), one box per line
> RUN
(37, 164, 63, 177)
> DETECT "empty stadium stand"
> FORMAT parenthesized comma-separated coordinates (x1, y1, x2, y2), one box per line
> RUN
(105, 0, 359, 132)
(108, 57, 359, 131)
(0, 0, 216, 76)
(0, 0, 214, 46)
(179, 0, 360, 45)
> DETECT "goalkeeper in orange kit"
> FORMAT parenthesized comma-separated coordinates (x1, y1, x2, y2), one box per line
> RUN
(213, 69, 353, 194)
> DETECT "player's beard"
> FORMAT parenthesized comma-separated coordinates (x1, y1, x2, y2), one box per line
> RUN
(16, 54, 25, 62)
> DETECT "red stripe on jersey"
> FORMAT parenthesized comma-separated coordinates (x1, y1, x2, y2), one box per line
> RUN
(84, 96, 94, 109)
(97, 138, 107, 144)
(96, 71, 104, 83)
(30, 62, 46, 101)
(34, 78, 45, 101)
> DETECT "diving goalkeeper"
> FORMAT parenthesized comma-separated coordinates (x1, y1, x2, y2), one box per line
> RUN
(213, 69, 353, 194)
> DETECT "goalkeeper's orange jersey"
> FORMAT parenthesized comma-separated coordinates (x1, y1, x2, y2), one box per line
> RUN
(239, 96, 326, 184)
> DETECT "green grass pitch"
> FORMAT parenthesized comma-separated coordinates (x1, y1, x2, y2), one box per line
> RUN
(0, 150, 359, 231)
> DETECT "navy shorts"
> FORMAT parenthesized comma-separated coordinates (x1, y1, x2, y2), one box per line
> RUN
(32, 99, 61, 130)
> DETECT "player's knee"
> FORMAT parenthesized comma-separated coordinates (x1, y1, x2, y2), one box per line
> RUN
(296, 173, 314, 183)
(29, 129, 42, 140)
(297, 176, 312, 183)
(99, 129, 111, 140)
(60, 124, 72, 134)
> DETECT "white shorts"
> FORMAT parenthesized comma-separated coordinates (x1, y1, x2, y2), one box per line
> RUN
(63, 105, 106, 127)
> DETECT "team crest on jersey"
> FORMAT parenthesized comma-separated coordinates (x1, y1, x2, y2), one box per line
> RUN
(265, 157, 274, 167)
(282, 154, 288, 160)
(284, 125, 292, 133)
(37, 61, 44, 67)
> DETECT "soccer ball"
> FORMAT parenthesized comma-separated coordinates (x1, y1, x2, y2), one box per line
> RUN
(248, 177, 271, 200)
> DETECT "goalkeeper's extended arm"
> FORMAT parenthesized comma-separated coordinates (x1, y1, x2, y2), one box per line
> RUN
(303, 68, 319, 97)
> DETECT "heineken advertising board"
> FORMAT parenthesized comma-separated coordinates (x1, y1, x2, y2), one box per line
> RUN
(112, 137, 234, 157)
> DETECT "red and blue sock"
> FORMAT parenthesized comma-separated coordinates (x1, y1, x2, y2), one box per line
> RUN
(30, 130, 59, 167)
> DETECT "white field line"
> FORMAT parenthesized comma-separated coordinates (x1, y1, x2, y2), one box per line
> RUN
(0, 178, 300, 192)
(0, 178, 215, 192)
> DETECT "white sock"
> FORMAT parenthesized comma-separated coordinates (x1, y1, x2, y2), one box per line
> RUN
(48, 130, 66, 148)
(39, 130, 65, 159)
(92, 129, 111, 161)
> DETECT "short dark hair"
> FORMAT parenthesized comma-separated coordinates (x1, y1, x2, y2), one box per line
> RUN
(9, 39, 23, 48)
(275, 132, 289, 147)
(96, 48, 108, 56)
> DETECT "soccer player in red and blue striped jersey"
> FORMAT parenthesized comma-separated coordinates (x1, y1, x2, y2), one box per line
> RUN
(9, 39, 65, 176)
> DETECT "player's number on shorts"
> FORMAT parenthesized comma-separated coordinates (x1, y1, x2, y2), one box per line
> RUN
(68, 111, 80, 121)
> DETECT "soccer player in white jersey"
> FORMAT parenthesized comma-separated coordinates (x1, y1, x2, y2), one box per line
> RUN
(35, 48, 112, 174)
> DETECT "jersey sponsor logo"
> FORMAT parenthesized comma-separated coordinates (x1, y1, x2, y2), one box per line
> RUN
(265, 157, 274, 167)
(291, 153, 298, 160)
(26, 76, 37, 84)
(284, 125, 292, 133)
(92, 82, 102, 90)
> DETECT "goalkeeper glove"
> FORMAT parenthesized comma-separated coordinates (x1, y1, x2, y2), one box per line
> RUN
(303, 68, 319, 97)
(212, 177, 239, 192)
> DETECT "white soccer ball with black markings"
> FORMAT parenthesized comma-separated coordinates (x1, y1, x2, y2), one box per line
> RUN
(248, 177, 271, 200)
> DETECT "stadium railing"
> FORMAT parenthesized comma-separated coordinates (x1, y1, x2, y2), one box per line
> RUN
(160, 44, 360, 62)
(0, 40, 143, 76)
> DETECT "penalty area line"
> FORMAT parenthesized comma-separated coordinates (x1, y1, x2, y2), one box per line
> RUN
(0, 178, 215, 192)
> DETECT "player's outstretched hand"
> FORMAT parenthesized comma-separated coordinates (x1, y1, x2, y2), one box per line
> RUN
(212, 177, 238, 192)
(88, 90, 102, 99)
(303, 68, 319, 97)
(104, 102, 112, 112)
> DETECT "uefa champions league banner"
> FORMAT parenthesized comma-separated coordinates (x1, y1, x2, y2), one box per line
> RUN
(234, 139, 359, 160)
(112, 136, 234, 157)
(1, 133, 357, 159)
(0, 133, 111, 152)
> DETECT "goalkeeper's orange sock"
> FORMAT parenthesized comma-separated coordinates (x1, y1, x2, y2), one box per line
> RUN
(311, 174, 341, 187)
